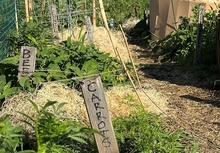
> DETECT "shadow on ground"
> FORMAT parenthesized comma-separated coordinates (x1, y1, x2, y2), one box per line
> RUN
(139, 62, 219, 89)
(180, 95, 220, 108)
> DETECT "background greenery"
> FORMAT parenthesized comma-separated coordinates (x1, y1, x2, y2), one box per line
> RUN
(0, 0, 209, 152)
(151, 4, 218, 69)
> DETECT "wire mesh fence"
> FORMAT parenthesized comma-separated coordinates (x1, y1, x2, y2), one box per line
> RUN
(0, 0, 17, 60)
(0, 0, 95, 60)
(29, 0, 94, 42)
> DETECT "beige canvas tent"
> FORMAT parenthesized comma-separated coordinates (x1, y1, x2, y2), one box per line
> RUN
(150, 0, 220, 40)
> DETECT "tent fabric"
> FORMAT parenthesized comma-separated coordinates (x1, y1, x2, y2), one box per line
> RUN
(150, 0, 220, 40)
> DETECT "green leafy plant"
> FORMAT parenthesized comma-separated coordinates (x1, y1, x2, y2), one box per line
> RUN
(93, 0, 150, 28)
(0, 115, 32, 153)
(31, 36, 129, 88)
(0, 78, 18, 101)
(18, 100, 99, 153)
(0, 56, 20, 104)
(8, 20, 54, 55)
(152, 4, 217, 67)
(113, 108, 198, 153)
(5, 20, 132, 93)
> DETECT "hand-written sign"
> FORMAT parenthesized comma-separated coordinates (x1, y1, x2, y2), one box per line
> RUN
(18, 46, 36, 79)
(81, 76, 119, 153)
(85, 16, 93, 44)
(50, 5, 59, 45)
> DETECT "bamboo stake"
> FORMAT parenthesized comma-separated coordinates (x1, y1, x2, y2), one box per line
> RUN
(119, 24, 142, 88)
(115, 47, 144, 107)
(15, 0, 18, 30)
(28, 0, 32, 11)
(98, 0, 143, 106)
(41, 0, 46, 21)
(98, 0, 108, 29)
(93, 0, 96, 29)
(98, 0, 118, 57)
(25, 0, 29, 22)
(28, 0, 33, 20)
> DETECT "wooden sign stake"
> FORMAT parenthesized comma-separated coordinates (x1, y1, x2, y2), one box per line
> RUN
(81, 76, 119, 153)
(194, 5, 204, 65)
(85, 16, 93, 44)
(18, 46, 36, 79)
(93, 0, 96, 29)
(49, 5, 59, 45)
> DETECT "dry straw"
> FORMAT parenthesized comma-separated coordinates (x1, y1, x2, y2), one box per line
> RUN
(1, 17, 168, 132)
(0, 82, 168, 132)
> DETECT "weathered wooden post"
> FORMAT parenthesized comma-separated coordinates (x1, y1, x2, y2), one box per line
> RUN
(81, 76, 119, 153)
(194, 5, 204, 65)
(66, 2, 73, 36)
(216, 10, 220, 73)
(93, 0, 96, 29)
(85, 16, 93, 44)
(49, 5, 59, 45)
(18, 46, 36, 79)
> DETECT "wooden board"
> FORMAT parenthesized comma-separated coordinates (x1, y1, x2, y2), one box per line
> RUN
(81, 76, 119, 153)
(85, 16, 93, 44)
(50, 5, 59, 45)
(18, 46, 36, 79)
(194, 5, 204, 65)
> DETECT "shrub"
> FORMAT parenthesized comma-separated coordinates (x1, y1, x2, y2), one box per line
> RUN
(152, 4, 217, 67)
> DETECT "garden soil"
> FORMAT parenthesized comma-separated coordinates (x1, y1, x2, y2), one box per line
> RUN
(1, 27, 220, 152)
(129, 39, 220, 153)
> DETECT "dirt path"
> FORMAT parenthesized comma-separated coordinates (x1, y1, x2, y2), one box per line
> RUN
(129, 41, 220, 153)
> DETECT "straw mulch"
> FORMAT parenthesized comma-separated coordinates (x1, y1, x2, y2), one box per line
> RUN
(59, 26, 130, 62)
(0, 24, 169, 133)
(0, 82, 168, 132)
